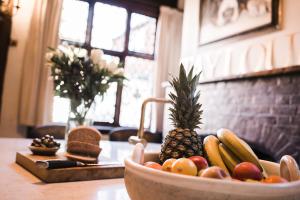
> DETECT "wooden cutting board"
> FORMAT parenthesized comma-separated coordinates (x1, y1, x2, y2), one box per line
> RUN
(15, 151, 124, 183)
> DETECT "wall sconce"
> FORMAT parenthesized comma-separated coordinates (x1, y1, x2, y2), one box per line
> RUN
(0, 0, 20, 16)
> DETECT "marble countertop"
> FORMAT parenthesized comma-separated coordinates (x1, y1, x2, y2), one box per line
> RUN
(0, 138, 161, 200)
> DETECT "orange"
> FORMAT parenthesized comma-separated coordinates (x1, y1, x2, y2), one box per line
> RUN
(262, 175, 288, 184)
(144, 161, 162, 170)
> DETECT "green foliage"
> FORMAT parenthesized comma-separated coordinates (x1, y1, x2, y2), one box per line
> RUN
(168, 64, 203, 130)
(47, 47, 125, 124)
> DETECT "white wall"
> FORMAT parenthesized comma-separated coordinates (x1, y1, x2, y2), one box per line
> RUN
(0, 0, 35, 137)
(181, 0, 300, 79)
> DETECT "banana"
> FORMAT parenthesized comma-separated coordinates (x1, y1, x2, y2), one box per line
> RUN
(203, 135, 229, 173)
(218, 143, 240, 173)
(217, 128, 267, 177)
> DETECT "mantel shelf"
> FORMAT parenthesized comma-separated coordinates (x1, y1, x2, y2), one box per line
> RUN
(162, 65, 300, 87)
(199, 65, 300, 84)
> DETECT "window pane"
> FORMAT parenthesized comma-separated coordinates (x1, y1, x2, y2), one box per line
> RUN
(120, 57, 155, 128)
(89, 55, 120, 123)
(91, 2, 127, 51)
(59, 0, 89, 43)
(52, 96, 69, 123)
(129, 13, 156, 54)
(91, 83, 117, 123)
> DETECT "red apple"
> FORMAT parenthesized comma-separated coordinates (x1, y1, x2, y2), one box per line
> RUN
(233, 162, 263, 181)
(188, 156, 209, 171)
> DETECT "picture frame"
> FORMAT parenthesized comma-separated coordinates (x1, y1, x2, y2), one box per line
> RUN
(199, 0, 281, 46)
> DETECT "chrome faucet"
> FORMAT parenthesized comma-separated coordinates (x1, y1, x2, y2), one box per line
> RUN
(128, 97, 171, 146)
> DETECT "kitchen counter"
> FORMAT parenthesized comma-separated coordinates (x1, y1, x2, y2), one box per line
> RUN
(0, 138, 161, 200)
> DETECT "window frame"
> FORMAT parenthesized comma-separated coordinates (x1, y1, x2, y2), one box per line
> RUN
(60, 0, 159, 127)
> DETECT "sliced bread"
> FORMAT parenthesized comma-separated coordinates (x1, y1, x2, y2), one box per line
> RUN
(67, 141, 101, 157)
(68, 126, 101, 145)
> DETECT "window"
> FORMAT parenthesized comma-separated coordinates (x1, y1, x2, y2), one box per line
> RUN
(53, 0, 158, 128)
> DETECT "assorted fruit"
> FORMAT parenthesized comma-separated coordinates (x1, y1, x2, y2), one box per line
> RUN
(144, 128, 299, 184)
(145, 64, 299, 185)
(31, 135, 61, 148)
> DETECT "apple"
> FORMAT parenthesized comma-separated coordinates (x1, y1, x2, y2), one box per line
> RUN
(262, 175, 288, 184)
(233, 162, 263, 181)
(162, 158, 177, 172)
(188, 156, 209, 171)
(171, 158, 197, 176)
(144, 161, 162, 170)
(200, 166, 231, 180)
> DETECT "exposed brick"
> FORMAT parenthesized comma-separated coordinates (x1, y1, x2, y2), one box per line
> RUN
(259, 125, 272, 144)
(271, 84, 298, 95)
(253, 95, 275, 105)
(256, 115, 276, 125)
(272, 105, 297, 115)
(276, 76, 292, 86)
(254, 106, 270, 114)
(276, 116, 290, 125)
(291, 95, 300, 104)
(275, 95, 290, 105)
(199, 73, 300, 162)
(291, 115, 300, 124)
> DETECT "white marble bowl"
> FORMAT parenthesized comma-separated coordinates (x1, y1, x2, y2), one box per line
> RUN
(124, 152, 300, 200)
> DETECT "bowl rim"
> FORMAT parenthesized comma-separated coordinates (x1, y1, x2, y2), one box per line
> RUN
(125, 153, 300, 196)
(28, 146, 59, 150)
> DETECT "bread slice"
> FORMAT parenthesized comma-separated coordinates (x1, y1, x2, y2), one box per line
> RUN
(66, 126, 102, 163)
(68, 126, 101, 145)
(67, 141, 101, 157)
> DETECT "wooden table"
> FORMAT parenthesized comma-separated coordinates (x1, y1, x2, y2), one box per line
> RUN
(0, 138, 161, 200)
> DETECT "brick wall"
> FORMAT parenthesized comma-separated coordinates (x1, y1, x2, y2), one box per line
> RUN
(198, 71, 300, 162)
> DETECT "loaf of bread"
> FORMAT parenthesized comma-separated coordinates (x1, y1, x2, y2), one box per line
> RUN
(68, 126, 101, 145)
(66, 126, 102, 162)
(67, 141, 101, 157)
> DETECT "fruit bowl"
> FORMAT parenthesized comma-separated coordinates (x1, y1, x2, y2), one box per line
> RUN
(124, 152, 300, 200)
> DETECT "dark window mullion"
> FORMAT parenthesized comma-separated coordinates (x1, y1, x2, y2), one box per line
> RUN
(127, 51, 154, 60)
(113, 55, 125, 126)
(124, 10, 131, 55)
(113, 10, 131, 126)
(85, 1, 95, 50)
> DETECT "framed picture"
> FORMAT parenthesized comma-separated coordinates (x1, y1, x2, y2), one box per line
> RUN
(199, 0, 281, 45)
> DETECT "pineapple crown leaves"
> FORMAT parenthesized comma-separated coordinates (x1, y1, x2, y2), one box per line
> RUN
(168, 64, 203, 130)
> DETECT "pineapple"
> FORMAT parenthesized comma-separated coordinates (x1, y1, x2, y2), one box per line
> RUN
(159, 64, 203, 163)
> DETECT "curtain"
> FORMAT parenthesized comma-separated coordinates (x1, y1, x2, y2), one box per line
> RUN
(151, 6, 183, 132)
(19, 0, 62, 126)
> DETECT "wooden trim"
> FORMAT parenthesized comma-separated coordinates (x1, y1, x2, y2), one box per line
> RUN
(199, 66, 300, 84)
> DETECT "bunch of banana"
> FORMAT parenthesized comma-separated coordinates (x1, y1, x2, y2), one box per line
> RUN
(203, 128, 268, 177)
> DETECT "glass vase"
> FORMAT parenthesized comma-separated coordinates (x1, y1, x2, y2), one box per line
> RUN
(64, 112, 93, 143)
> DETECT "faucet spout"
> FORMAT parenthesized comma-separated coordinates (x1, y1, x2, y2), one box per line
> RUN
(128, 98, 171, 146)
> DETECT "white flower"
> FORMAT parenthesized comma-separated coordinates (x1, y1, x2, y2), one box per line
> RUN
(113, 68, 124, 75)
(90, 49, 104, 65)
(107, 61, 118, 73)
(58, 45, 75, 61)
(74, 48, 87, 58)
(98, 60, 107, 70)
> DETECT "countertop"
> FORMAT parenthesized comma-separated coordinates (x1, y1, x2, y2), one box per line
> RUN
(0, 138, 161, 200)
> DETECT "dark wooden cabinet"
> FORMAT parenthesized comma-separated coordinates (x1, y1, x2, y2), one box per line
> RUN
(0, 12, 12, 111)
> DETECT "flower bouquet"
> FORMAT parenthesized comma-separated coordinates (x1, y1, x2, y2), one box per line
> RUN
(46, 45, 126, 127)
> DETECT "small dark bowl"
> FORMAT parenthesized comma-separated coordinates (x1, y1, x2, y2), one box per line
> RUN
(28, 146, 59, 156)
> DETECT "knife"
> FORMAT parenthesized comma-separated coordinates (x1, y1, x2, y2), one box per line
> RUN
(35, 160, 121, 169)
